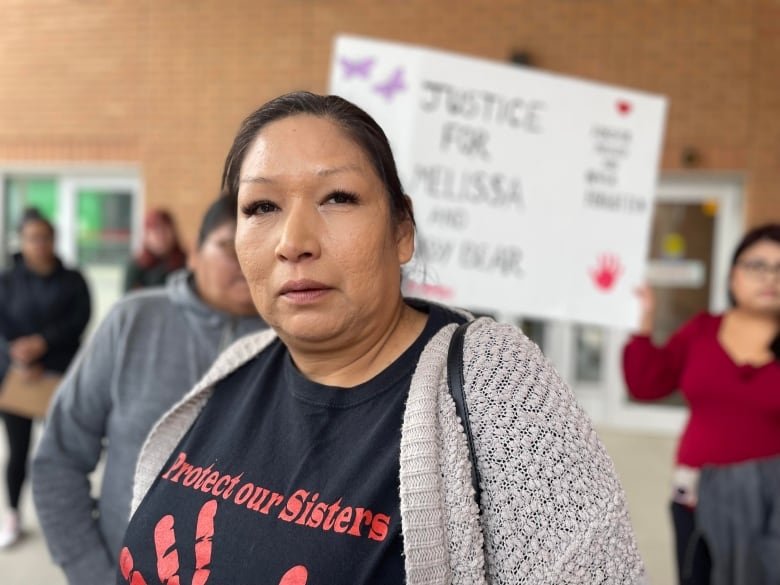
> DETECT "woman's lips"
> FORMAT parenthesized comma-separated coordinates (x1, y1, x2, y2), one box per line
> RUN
(278, 279, 332, 304)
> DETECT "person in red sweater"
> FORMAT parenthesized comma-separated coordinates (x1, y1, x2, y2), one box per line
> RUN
(623, 223, 780, 585)
(123, 209, 187, 292)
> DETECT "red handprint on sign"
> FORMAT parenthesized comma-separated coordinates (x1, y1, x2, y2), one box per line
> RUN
(119, 500, 308, 585)
(590, 253, 623, 291)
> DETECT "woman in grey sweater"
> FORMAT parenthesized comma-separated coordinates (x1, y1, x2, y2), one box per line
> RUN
(31, 195, 266, 585)
(122, 93, 645, 585)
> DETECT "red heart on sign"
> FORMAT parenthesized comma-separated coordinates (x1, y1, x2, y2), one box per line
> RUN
(616, 100, 632, 115)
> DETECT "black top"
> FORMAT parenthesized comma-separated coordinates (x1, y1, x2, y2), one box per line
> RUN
(0, 253, 91, 377)
(124, 260, 179, 292)
(119, 303, 463, 585)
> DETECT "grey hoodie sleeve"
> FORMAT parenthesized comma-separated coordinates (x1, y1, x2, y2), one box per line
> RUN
(32, 308, 122, 585)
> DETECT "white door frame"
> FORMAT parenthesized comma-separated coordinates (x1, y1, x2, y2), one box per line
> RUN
(503, 173, 746, 433)
(491, 173, 746, 433)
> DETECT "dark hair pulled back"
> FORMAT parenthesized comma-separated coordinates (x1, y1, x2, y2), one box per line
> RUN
(220, 91, 414, 228)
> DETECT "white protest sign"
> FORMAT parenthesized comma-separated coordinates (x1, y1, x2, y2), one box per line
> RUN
(329, 35, 667, 329)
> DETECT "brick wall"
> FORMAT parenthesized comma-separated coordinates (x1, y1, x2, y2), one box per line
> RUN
(1, 0, 778, 244)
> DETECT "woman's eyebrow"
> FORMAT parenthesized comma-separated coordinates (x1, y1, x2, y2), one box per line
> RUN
(241, 164, 363, 183)
(315, 164, 363, 177)
(240, 175, 272, 184)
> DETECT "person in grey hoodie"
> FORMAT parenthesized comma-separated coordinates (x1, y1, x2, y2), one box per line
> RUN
(31, 194, 265, 585)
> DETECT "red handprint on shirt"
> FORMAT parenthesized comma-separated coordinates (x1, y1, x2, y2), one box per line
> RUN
(277, 566, 309, 585)
(590, 253, 623, 291)
(119, 500, 308, 585)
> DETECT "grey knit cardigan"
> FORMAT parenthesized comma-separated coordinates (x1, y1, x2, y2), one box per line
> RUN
(132, 317, 646, 584)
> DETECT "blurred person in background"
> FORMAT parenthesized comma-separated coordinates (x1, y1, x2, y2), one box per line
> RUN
(624, 223, 780, 585)
(0, 208, 91, 548)
(123, 208, 187, 291)
(120, 92, 644, 585)
(32, 195, 266, 585)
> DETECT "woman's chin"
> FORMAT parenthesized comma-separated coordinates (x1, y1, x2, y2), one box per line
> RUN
(742, 300, 780, 315)
(274, 316, 347, 346)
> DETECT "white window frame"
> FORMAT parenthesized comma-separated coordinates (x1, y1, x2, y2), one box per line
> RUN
(0, 164, 144, 265)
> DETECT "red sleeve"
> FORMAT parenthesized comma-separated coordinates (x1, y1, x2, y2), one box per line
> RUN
(622, 313, 711, 401)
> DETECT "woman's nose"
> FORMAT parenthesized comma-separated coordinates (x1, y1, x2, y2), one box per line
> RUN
(274, 204, 321, 262)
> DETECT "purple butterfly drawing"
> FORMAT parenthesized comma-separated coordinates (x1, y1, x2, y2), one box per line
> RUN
(339, 56, 375, 80)
(373, 67, 406, 101)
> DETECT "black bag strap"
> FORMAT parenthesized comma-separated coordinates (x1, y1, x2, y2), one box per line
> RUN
(447, 321, 482, 509)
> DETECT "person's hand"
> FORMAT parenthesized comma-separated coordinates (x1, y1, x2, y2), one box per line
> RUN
(9, 335, 47, 364)
(635, 285, 655, 335)
(16, 363, 44, 382)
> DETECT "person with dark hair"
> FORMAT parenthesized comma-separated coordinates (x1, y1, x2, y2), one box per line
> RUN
(32, 195, 266, 584)
(121, 92, 645, 585)
(624, 223, 780, 585)
(0, 208, 91, 548)
(123, 208, 187, 292)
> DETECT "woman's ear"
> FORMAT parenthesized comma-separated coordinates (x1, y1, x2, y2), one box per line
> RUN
(396, 195, 415, 265)
(727, 266, 738, 306)
(187, 247, 200, 272)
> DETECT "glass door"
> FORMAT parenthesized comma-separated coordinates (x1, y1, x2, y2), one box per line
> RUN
(600, 174, 744, 432)
(484, 174, 744, 433)
(0, 171, 142, 334)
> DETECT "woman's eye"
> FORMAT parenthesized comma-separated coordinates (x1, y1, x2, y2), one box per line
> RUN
(326, 191, 359, 205)
(241, 200, 279, 216)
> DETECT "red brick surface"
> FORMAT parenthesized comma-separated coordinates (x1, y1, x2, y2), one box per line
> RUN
(1, 1, 778, 242)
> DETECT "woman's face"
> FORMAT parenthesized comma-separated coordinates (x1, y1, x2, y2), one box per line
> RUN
(20, 220, 55, 267)
(145, 222, 176, 256)
(730, 239, 780, 314)
(190, 221, 256, 316)
(235, 114, 414, 346)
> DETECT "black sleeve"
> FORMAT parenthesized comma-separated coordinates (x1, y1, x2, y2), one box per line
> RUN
(41, 272, 91, 348)
(0, 272, 12, 340)
(124, 261, 142, 292)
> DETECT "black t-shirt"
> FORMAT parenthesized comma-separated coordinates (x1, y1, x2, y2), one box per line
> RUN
(119, 303, 463, 585)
